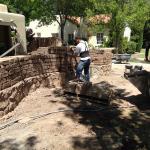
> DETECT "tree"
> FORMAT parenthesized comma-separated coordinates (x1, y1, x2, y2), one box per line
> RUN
(32, 0, 93, 41)
(85, 0, 131, 51)
(127, 0, 150, 52)
(87, 0, 150, 53)
(1, 0, 93, 41)
(0, 0, 36, 25)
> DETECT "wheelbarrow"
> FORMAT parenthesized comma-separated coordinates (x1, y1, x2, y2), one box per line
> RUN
(115, 54, 131, 63)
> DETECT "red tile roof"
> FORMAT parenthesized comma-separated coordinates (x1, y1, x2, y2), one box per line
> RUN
(66, 16, 80, 26)
(89, 15, 111, 24)
(66, 15, 111, 26)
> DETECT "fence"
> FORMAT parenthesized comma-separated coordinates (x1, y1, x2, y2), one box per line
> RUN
(27, 37, 62, 52)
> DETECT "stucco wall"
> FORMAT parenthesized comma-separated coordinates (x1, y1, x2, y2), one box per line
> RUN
(0, 4, 27, 53)
(64, 21, 79, 42)
(0, 4, 8, 12)
(29, 20, 60, 38)
(29, 19, 79, 42)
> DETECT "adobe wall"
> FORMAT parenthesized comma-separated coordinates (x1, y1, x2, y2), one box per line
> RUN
(0, 47, 113, 117)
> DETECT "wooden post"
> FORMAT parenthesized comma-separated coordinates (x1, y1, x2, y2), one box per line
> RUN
(0, 43, 20, 58)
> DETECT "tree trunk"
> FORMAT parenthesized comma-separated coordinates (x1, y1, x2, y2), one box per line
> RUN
(60, 25, 65, 42)
(114, 26, 124, 53)
(113, 29, 120, 52)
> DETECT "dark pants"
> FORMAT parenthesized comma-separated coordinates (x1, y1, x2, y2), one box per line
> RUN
(145, 42, 150, 60)
(76, 59, 91, 81)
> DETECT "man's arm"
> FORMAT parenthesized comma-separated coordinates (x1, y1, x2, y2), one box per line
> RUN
(66, 46, 78, 56)
(74, 45, 81, 56)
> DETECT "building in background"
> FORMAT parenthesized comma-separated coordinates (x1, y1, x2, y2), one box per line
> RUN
(29, 15, 131, 48)
(0, 4, 27, 55)
(28, 16, 81, 45)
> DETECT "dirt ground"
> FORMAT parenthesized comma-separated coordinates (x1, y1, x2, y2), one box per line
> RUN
(0, 62, 150, 150)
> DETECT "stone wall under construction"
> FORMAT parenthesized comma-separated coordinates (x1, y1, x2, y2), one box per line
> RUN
(0, 47, 113, 117)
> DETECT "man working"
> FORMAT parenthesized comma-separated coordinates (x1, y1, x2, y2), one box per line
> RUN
(143, 20, 150, 61)
(73, 37, 91, 82)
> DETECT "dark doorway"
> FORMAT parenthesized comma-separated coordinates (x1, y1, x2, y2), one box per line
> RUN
(0, 25, 13, 56)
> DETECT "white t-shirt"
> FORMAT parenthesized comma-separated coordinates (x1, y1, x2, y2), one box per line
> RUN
(75, 40, 90, 60)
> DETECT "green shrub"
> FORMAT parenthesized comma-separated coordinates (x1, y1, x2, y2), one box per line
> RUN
(103, 37, 111, 47)
(126, 41, 137, 54)
(120, 37, 128, 53)
(117, 37, 128, 54)
(136, 33, 143, 52)
(130, 31, 143, 52)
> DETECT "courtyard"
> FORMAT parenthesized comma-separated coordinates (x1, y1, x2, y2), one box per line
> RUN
(0, 61, 149, 150)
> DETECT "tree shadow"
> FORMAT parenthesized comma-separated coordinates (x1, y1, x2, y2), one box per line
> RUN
(25, 136, 38, 150)
(0, 136, 38, 150)
(122, 94, 150, 111)
(53, 81, 150, 150)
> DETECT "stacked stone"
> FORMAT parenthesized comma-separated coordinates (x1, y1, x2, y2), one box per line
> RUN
(0, 48, 113, 91)
(0, 54, 75, 91)
(0, 47, 113, 116)
(90, 49, 113, 77)
(90, 50, 112, 65)
(0, 47, 77, 116)
(0, 72, 66, 116)
(48, 47, 77, 72)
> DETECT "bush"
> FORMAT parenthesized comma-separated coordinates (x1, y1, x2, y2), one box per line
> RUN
(136, 33, 143, 52)
(126, 41, 137, 54)
(120, 37, 128, 53)
(130, 31, 143, 52)
(117, 37, 128, 54)
(103, 37, 111, 47)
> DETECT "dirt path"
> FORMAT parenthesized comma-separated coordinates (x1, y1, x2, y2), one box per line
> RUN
(0, 88, 93, 150)
(0, 63, 150, 150)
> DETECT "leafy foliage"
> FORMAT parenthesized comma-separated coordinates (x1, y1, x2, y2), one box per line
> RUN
(0, 0, 149, 46)
(0, 0, 92, 40)
(29, 0, 93, 40)
(0, 0, 36, 25)
(126, 41, 137, 54)
(87, 0, 150, 53)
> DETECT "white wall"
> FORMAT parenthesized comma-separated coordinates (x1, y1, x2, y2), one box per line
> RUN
(29, 20, 60, 38)
(64, 21, 79, 42)
(0, 4, 8, 12)
(29, 18, 79, 43)
(88, 26, 131, 48)
(0, 12, 27, 53)
(88, 36, 99, 47)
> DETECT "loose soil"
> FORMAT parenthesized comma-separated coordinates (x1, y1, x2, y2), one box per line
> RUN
(0, 62, 150, 150)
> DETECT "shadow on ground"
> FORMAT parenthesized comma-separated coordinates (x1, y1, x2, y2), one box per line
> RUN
(53, 81, 150, 150)
(124, 94, 150, 111)
(0, 136, 38, 150)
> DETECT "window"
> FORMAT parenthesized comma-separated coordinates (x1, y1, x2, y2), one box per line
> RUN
(52, 33, 59, 38)
(96, 33, 104, 44)
(37, 32, 41, 37)
(68, 34, 74, 45)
